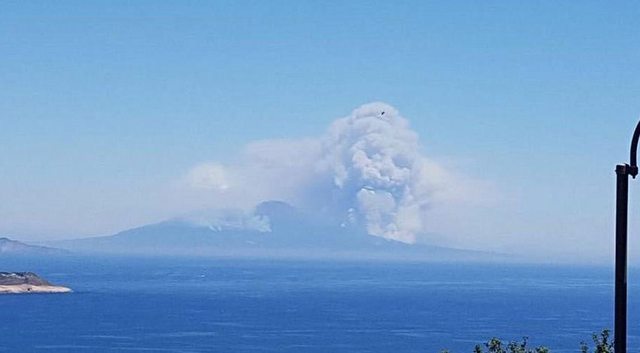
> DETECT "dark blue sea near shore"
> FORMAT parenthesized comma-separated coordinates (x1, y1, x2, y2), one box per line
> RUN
(0, 256, 637, 353)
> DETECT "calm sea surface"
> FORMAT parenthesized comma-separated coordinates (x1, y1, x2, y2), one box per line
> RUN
(0, 256, 637, 353)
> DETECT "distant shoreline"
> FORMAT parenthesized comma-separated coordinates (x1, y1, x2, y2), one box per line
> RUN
(0, 284, 72, 294)
(0, 272, 72, 294)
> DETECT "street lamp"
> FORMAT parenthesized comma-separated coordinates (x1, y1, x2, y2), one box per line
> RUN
(614, 120, 640, 353)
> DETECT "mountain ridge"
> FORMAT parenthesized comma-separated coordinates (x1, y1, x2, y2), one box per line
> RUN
(0, 237, 69, 256)
(52, 200, 500, 261)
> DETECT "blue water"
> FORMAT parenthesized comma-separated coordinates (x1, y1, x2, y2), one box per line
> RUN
(0, 257, 637, 353)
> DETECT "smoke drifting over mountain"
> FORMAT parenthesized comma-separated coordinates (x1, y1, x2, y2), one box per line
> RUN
(186, 102, 459, 244)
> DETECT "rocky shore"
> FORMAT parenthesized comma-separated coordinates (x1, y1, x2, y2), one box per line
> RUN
(0, 272, 71, 294)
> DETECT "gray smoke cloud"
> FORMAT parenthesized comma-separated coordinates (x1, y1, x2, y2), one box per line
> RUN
(318, 102, 434, 243)
(185, 102, 458, 244)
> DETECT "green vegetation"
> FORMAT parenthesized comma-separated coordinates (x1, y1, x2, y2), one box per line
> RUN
(442, 330, 613, 353)
(581, 330, 613, 353)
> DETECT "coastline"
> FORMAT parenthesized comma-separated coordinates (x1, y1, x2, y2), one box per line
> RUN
(0, 284, 72, 294)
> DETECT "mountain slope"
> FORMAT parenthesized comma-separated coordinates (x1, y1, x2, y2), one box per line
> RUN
(0, 237, 69, 256)
(54, 201, 496, 261)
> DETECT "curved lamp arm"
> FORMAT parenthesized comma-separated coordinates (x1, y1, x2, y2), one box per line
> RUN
(628, 120, 640, 177)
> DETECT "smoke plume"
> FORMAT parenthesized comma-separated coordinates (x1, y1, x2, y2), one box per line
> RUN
(185, 102, 456, 244)
(317, 103, 434, 243)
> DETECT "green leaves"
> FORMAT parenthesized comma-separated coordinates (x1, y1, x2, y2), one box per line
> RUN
(581, 330, 613, 353)
(472, 336, 547, 353)
(440, 329, 612, 353)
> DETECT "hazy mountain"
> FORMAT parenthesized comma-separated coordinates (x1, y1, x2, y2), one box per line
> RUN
(54, 201, 496, 261)
(0, 237, 69, 256)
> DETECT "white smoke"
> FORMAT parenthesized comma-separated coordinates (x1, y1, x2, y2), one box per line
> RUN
(185, 163, 230, 191)
(317, 102, 433, 243)
(184, 102, 463, 244)
(180, 208, 271, 233)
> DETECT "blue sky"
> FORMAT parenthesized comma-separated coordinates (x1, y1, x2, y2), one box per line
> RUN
(1, 1, 639, 260)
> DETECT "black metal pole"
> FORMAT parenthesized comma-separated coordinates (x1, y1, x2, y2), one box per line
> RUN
(613, 121, 640, 353)
(615, 164, 630, 353)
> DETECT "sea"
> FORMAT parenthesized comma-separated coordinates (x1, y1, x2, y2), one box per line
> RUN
(0, 256, 638, 353)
